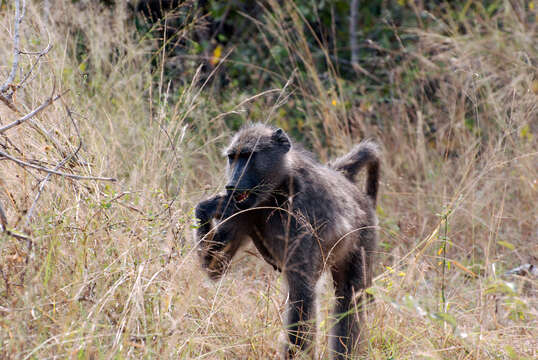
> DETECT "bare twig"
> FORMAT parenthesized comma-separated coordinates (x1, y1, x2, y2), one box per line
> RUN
(17, 42, 53, 91)
(5, 227, 31, 241)
(0, 199, 31, 241)
(0, 200, 7, 230)
(24, 106, 84, 227)
(0, 149, 116, 182)
(0, 91, 66, 134)
(0, 93, 20, 113)
(0, 0, 26, 96)
(0, 133, 24, 155)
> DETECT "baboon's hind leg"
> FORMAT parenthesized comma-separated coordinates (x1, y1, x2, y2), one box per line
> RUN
(330, 250, 370, 359)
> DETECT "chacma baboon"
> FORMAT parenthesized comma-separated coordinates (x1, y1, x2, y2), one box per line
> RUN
(195, 124, 380, 359)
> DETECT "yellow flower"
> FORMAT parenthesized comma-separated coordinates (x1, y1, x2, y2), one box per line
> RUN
(210, 45, 223, 66)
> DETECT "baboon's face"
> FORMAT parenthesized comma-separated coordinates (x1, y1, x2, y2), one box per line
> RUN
(225, 127, 291, 209)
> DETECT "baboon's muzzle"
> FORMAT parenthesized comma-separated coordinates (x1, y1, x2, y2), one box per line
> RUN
(225, 185, 251, 204)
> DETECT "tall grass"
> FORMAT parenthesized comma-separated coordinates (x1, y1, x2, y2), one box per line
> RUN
(0, 1, 536, 359)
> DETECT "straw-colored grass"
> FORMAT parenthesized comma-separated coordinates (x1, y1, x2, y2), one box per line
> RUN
(0, 1, 535, 359)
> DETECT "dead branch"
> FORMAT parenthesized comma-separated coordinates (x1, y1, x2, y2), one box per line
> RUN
(0, 0, 26, 98)
(0, 91, 65, 134)
(0, 92, 20, 113)
(17, 42, 53, 91)
(24, 106, 84, 227)
(0, 149, 116, 182)
(0, 199, 31, 241)
(0, 200, 7, 230)
(0, 133, 23, 155)
(0, 0, 115, 244)
(1, 80, 86, 163)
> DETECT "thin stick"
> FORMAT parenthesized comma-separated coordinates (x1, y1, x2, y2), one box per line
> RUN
(0, 0, 26, 94)
(24, 106, 84, 228)
(440, 211, 449, 313)
(0, 200, 7, 230)
(0, 93, 20, 112)
(0, 149, 116, 182)
(0, 200, 31, 241)
(0, 91, 65, 134)
(17, 42, 53, 90)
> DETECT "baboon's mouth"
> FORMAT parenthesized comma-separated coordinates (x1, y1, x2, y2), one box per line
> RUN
(234, 191, 250, 203)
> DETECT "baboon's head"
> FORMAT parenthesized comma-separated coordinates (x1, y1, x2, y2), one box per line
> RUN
(224, 124, 291, 209)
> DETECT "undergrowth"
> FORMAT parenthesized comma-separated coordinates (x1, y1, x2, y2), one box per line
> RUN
(0, 1, 536, 359)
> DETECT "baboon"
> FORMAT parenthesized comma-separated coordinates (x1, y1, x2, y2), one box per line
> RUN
(195, 124, 380, 359)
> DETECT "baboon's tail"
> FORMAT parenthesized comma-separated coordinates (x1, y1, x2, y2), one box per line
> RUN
(329, 140, 381, 205)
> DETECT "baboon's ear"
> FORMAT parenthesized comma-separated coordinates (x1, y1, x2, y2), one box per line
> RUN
(272, 128, 291, 152)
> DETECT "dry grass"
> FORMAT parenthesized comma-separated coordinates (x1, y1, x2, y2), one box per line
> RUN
(0, 1, 536, 359)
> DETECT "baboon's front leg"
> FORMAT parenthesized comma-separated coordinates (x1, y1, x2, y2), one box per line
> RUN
(195, 195, 246, 279)
(201, 223, 247, 279)
(284, 270, 316, 359)
(194, 197, 217, 243)
(194, 193, 237, 245)
(194, 194, 234, 237)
